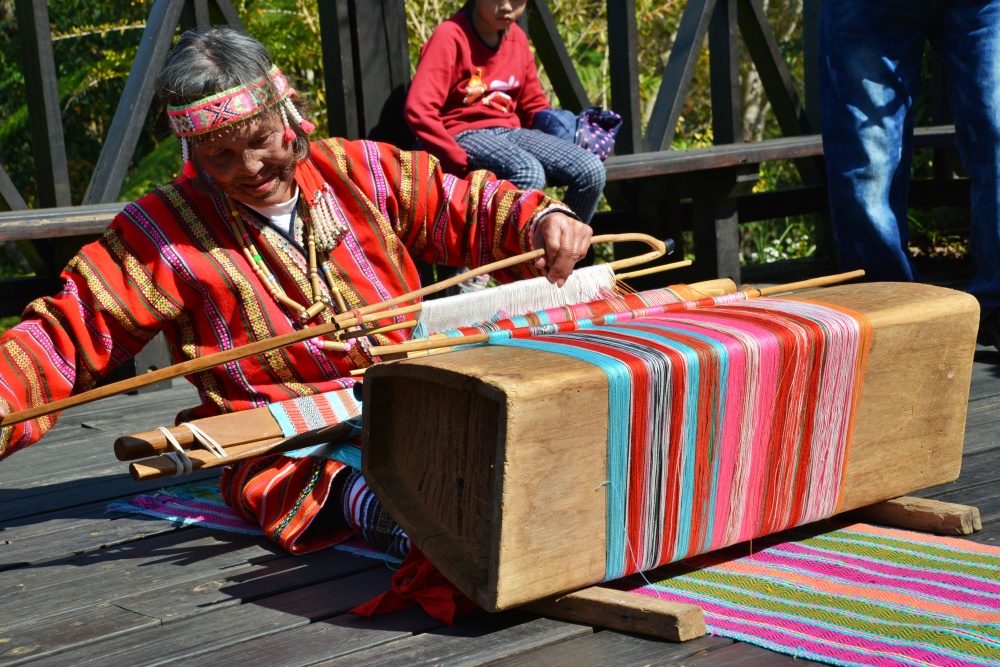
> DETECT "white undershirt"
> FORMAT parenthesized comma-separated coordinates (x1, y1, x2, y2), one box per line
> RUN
(243, 185, 300, 236)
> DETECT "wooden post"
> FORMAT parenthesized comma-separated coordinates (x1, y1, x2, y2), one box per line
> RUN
(607, 0, 643, 155)
(14, 0, 72, 209)
(644, 0, 717, 151)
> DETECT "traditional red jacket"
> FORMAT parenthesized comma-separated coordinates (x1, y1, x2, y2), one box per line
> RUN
(0, 138, 560, 458)
(404, 9, 550, 174)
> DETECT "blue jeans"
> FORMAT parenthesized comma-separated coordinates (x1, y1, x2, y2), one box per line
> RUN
(455, 127, 607, 224)
(819, 0, 1000, 309)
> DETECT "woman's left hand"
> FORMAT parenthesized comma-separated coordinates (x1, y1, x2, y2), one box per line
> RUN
(531, 212, 593, 287)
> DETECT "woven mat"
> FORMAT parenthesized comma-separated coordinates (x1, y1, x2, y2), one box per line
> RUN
(107, 481, 402, 564)
(617, 522, 1000, 666)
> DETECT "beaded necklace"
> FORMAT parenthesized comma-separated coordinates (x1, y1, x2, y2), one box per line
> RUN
(223, 195, 349, 336)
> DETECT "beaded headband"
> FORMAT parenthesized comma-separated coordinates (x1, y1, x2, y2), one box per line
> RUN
(167, 64, 294, 137)
(170, 64, 316, 179)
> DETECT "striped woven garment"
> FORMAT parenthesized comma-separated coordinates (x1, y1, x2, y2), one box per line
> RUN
(447, 294, 872, 580)
(619, 523, 1000, 667)
(222, 389, 408, 558)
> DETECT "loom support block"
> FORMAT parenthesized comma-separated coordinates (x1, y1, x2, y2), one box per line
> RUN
(844, 496, 983, 536)
(523, 585, 706, 642)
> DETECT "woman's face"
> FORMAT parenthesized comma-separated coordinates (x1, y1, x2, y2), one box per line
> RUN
(473, 0, 527, 35)
(191, 112, 297, 207)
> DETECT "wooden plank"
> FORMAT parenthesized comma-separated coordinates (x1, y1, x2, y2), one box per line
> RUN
(311, 615, 593, 667)
(524, 586, 706, 642)
(193, 0, 210, 29)
(527, 0, 590, 112)
(802, 0, 822, 131)
(607, 0, 642, 154)
(0, 603, 159, 665)
(708, 0, 742, 145)
(14, 0, 72, 208)
(924, 483, 1000, 525)
(0, 203, 122, 241)
(691, 169, 750, 281)
(0, 514, 191, 570)
(208, 0, 243, 28)
(605, 125, 955, 182)
(489, 631, 733, 667)
(0, 165, 27, 212)
(644, 0, 717, 151)
(843, 496, 982, 536)
(20, 568, 393, 666)
(668, 638, 829, 665)
(317, 0, 359, 139)
(180, 609, 442, 667)
(113, 550, 382, 622)
(0, 532, 286, 630)
(83, 0, 186, 204)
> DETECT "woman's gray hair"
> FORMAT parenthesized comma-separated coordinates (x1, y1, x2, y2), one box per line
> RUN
(157, 27, 311, 159)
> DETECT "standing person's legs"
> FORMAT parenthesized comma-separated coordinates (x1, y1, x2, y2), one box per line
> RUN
(455, 127, 547, 192)
(935, 0, 1000, 324)
(507, 128, 606, 224)
(819, 0, 928, 281)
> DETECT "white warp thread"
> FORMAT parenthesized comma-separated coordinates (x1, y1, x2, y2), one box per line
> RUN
(416, 264, 617, 336)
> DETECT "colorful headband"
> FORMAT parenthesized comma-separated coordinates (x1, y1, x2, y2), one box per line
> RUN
(167, 64, 313, 138)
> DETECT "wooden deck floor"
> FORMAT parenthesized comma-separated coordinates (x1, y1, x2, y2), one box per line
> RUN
(1, 344, 999, 665)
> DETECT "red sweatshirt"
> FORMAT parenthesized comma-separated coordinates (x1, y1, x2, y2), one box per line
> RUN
(404, 10, 551, 174)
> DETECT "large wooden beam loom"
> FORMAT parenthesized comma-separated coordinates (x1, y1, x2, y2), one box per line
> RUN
(361, 281, 980, 612)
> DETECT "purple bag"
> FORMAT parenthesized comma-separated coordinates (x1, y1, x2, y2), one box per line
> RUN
(575, 106, 622, 160)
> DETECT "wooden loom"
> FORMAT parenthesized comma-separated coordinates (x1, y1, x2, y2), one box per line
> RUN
(359, 281, 980, 616)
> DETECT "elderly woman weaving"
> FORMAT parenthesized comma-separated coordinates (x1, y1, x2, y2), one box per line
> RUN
(0, 27, 592, 557)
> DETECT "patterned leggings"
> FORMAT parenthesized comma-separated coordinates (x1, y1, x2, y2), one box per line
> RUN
(455, 127, 606, 224)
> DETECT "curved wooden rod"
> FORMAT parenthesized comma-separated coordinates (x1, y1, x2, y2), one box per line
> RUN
(0, 234, 669, 428)
(332, 233, 669, 327)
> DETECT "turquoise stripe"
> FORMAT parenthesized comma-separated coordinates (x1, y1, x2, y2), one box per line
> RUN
(491, 335, 634, 580)
(268, 403, 298, 438)
(613, 321, 731, 556)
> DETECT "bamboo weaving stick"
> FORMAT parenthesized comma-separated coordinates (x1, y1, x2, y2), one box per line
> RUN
(2, 234, 665, 429)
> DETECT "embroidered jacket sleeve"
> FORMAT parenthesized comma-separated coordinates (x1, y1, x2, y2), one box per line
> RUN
(312, 138, 565, 284)
(0, 213, 173, 460)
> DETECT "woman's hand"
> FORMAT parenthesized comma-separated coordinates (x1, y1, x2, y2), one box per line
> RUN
(531, 212, 593, 287)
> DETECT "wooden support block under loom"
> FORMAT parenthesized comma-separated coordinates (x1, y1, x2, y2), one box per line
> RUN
(844, 496, 982, 536)
(524, 586, 706, 642)
(362, 282, 979, 612)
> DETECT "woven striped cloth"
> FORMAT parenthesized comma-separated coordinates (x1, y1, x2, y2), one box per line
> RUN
(619, 522, 1000, 666)
(107, 481, 404, 564)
